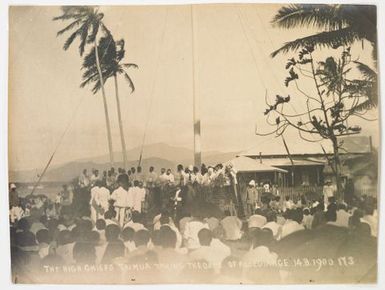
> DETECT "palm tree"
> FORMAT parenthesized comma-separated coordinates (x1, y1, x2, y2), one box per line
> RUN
(271, 4, 378, 109)
(53, 6, 115, 165)
(81, 35, 138, 168)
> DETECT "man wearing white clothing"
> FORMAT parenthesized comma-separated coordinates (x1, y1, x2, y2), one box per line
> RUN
(131, 181, 146, 213)
(189, 228, 231, 274)
(183, 217, 209, 250)
(96, 184, 111, 213)
(111, 175, 131, 227)
(90, 183, 101, 223)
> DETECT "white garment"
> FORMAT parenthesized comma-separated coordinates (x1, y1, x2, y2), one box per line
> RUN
(38, 245, 50, 259)
(105, 219, 119, 226)
(153, 214, 176, 231)
(96, 186, 111, 211)
(158, 173, 168, 185)
(111, 186, 131, 208)
(79, 173, 90, 187)
(328, 209, 351, 228)
(183, 220, 209, 250)
(124, 221, 146, 232)
(248, 214, 267, 228)
(10, 206, 24, 223)
(195, 173, 204, 185)
(361, 214, 378, 237)
(323, 184, 336, 197)
(262, 221, 281, 238)
(124, 241, 136, 255)
(189, 243, 231, 274)
(221, 216, 243, 240)
(302, 214, 314, 230)
(284, 200, 294, 212)
(279, 220, 305, 240)
(161, 224, 182, 248)
(131, 186, 146, 213)
(165, 173, 175, 184)
(90, 186, 99, 205)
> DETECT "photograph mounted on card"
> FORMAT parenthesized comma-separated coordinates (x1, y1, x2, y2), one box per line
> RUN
(8, 3, 379, 284)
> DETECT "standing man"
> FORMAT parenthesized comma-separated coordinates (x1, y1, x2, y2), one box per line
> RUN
(131, 181, 146, 213)
(9, 183, 19, 209)
(146, 166, 158, 208)
(9, 183, 22, 223)
(111, 174, 131, 227)
(136, 166, 145, 185)
(323, 179, 336, 207)
(79, 169, 90, 188)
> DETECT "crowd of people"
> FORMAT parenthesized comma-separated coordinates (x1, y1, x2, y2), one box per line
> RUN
(9, 164, 378, 284)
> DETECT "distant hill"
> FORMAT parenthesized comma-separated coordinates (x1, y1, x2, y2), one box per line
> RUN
(9, 143, 238, 182)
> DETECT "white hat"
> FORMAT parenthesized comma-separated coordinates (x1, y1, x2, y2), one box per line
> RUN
(10, 183, 16, 189)
(249, 180, 256, 186)
(188, 165, 193, 171)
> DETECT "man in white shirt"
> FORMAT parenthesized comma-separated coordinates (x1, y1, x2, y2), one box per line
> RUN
(110, 175, 131, 227)
(323, 179, 336, 206)
(220, 214, 243, 241)
(361, 203, 378, 237)
(278, 209, 305, 240)
(242, 228, 279, 283)
(159, 215, 183, 248)
(130, 180, 146, 213)
(262, 211, 281, 239)
(96, 184, 111, 214)
(158, 168, 168, 185)
(124, 210, 146, 232)
(79, 169, 90, 188)
(328, 203, 351, 228)
(90, 169, 101, 186)
(248, 210, 267, 229)
(90, 183, 101, 223)
(183, 217, 210, 250)
(165, 169, 175, 185)
(189, 228, 231, 274)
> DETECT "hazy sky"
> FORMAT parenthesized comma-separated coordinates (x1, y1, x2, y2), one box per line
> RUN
(8, 4, 379, 170)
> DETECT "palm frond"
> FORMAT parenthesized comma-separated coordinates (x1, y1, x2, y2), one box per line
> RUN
(353, 61, 377, 81)
(80, 72, 99, 88)
(271, 27, 358, 57)
(272, 4, 344, 30)
(56, 18, 82, 36)
(100, 22, 111, 37)
(123, 71, 135, 93)
(62, 28, 81, 51)
(53, 6, 91, 21)
(122, 63, 139, 69)
(78, 21, 90, 56)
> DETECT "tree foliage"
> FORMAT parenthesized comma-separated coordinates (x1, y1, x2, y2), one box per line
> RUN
(53, 6, 110, 56)
(80, 34, 138, 94)
(271, 4, 377, 59)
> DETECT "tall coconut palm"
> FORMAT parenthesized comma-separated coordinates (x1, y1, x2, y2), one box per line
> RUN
(53, 6, 115, 165)
(271, 4, 378, 109)
(81, 35, 138, 168)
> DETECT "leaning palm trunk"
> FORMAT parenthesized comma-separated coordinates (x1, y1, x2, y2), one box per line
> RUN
(94, 41, 114, 166)
(114, 74, 128, 169)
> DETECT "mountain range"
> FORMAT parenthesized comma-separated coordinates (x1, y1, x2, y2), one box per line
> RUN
(9, 143, 238, 182)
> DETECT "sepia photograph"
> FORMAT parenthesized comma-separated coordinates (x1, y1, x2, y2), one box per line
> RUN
(6, 2, 380, 285)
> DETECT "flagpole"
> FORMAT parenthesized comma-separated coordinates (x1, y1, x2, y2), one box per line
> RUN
(191, 4, 201, 167)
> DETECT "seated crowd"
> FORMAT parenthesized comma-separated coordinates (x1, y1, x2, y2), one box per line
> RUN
(9, 164, 378, 283)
